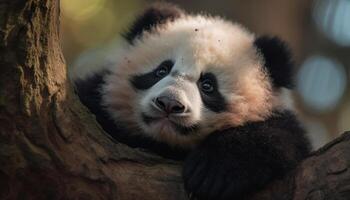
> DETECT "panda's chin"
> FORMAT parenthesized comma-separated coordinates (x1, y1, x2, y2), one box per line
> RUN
(141, 113, 199, 135)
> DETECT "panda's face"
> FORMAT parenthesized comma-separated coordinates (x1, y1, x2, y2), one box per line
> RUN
(102, 16, 279, 147)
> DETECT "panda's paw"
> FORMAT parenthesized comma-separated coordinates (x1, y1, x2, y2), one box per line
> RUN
(183, 148, 246, 200)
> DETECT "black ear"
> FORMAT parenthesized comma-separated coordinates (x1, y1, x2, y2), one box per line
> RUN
(123, 3, 184, 44)
(254, 36, 294, 89)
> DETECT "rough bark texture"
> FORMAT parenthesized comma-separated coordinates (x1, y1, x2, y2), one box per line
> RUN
(0, 1, 349, 200)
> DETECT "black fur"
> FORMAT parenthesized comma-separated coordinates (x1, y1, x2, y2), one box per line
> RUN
(74, 70, 188, 160)
(123, 3, 184, 44)
(198, 73, 227, 112)
(74, 70, 109, 121)
(254, 36, 294, 88)
(183, 110, 310, 200)
(130, 59, 174, 90)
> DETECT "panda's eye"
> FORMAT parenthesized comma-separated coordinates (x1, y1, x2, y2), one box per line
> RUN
(200, 80, 214, 93)
(155, 66, 169, 77)
(155, 60, 174, 78)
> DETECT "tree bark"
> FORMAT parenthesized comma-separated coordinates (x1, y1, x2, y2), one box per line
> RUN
(0, 0, 349, 200)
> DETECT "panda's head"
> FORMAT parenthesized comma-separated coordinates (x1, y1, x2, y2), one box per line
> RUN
(102, 3, 294, 148)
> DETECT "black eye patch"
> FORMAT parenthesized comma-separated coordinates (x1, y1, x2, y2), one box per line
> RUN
(198, 73, 227, 113)
(130, 60, 174, 90)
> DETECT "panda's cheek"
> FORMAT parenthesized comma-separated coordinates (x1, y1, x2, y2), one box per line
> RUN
(181, 83, 202, 115)
(198, 108, 223, 132)
(137, 91, 156, 116)
(188, 100, 202, 122)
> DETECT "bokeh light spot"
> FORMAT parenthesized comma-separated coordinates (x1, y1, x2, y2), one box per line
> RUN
(297, 55, 347, 112)
(61, 0, 106, 22)
(313, 0, 350, 46)
(61, 0, 142, 64)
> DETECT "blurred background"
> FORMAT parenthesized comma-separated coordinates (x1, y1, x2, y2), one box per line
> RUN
(61, 0, 350, 149)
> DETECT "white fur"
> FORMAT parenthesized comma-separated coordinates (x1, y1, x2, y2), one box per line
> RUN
(93, 15, 288, 147)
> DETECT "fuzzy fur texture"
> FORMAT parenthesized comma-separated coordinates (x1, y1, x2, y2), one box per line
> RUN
(71, 3, 310, 200)
(101, 15, 288, 147)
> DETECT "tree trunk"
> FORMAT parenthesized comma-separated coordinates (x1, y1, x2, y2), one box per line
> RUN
(0, 0, 349, 199)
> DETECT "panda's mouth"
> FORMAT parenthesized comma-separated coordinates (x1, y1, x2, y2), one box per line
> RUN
(141, 113, 199, 135)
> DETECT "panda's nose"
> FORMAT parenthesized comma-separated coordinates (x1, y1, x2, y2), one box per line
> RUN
(154, 96, 186, 114)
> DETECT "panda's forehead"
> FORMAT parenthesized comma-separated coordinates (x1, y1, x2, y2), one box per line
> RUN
(123, 15, 260, 84)
(142, 16, 255, 68)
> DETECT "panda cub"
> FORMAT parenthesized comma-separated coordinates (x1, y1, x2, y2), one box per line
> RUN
(71, 3, 311, 200)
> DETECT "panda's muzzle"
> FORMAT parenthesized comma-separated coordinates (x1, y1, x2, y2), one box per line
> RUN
(141, 113, 199, 135)
(154, 96, 186, 114)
